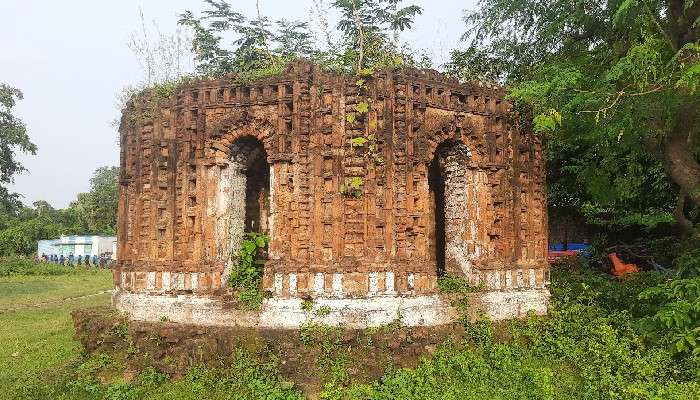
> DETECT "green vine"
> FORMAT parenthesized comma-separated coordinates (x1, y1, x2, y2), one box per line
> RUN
(340, 69, 384, 199)
(340, 177, 364, 197)
(346, 72, 382, 163)
(229, 232, 270, 310)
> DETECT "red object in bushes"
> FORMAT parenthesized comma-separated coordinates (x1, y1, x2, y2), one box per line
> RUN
(608, 252, 639, 276)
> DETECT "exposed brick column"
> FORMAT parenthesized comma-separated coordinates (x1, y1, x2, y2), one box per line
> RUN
(218, 139, 271, 287)
(439, 143, 480, 283)
(217, 158, 247, 286)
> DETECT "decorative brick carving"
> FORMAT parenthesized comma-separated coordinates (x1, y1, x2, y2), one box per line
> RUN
(116, 61, 548, 301)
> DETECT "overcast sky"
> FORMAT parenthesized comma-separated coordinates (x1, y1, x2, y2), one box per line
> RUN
(0, 0, 474, 208)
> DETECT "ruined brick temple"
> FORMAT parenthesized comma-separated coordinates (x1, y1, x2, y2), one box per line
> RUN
(113, 62, 549, 328)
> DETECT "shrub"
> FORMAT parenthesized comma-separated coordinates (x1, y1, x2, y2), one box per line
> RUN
(180, 349, 304, 399)
(0, 256, 97, 277)
(136, 366, 168, 388)
(229, 232, 270, 309)
(639, 276, 700, 355)
(673, 246, 700, 278)
(319, 261, 700, 399)
(103, 382, 141, 400)
(437, 274, 482, 293)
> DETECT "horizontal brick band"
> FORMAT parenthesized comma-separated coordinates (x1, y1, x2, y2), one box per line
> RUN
(114, 265, 549, 298)
(115, 260, 225, 273)
(113, 269, 224, 295)
(262, 271, 438, 298)
(480, 268, 550, 290)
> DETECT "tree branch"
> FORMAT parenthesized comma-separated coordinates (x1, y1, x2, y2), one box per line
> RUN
(578, 85, 668, 115)
(644, 5, 678, 52)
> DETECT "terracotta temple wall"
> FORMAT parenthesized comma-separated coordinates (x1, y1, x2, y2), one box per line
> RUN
(114, 61, 548, 303)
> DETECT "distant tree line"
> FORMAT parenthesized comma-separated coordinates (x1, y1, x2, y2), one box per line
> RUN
(0, 165, 119, 256)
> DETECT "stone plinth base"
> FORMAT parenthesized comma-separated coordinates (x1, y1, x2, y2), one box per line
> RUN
(112, 288, 549, 329)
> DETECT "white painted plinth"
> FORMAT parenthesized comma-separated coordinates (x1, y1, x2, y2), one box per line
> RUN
(112, 288, 549, 329)
(480, 289, 550, 320)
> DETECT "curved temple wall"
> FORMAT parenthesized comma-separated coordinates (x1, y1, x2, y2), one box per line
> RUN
(114, 62, 549, 327)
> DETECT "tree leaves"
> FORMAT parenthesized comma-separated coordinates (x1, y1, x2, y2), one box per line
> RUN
(332, 0, 423, 70)
(533, 109, 562, 133)
(179, 4, 312, 77)
(355, 101, 369, 114)
(639, 275, 700, 354)
(0, 84, 37, 208)
(70, 166, 119, 235)
(454, 0, 700, 230)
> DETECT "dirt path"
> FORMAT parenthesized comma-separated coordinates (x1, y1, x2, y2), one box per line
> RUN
(0, 290, 111, 312)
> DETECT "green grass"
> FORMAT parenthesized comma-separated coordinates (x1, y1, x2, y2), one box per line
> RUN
(2, 260, 700, 400)
(0, 271, 111, 309)
(0, 267, 304, 400)
(0, 256, 101, 277)
(0, 269, 112, 400)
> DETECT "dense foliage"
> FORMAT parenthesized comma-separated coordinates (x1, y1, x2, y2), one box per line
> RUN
(448, 0, 700, 234)
(0, 84, 37, 210)
(16, 349, 304, 400)
(176, 0, 427, 81)
(323, 262, 700, 399)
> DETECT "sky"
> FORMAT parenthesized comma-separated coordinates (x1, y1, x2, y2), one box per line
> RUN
(0, 0, 475, 208)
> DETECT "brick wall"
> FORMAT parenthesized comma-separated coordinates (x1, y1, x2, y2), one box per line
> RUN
(115, 61, 548, 299)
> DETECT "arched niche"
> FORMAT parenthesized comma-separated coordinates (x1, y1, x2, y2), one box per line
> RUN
(218, 136, 271, 284)
(427, 139, 481, 281)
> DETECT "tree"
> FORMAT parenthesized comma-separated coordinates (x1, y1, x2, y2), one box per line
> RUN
(0, 201, 82, 256)
(451, 0, 700, 234)
(274, 19, 314, 59)
(70, 166, 119, 235)
(0, 84, 37, 209)
(177, 0, 426, 77)
(0, 165, 118, 256)
(332, 0, 423, 71)
(179, 0, 286, 77)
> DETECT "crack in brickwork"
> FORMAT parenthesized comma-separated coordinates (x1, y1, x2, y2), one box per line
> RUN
(115, 61, 548, 301)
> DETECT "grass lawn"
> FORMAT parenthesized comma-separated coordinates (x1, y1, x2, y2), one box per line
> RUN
(0, 269, 112, 399)
(0, 263, 698, 400)
(0, 270, 112, 309)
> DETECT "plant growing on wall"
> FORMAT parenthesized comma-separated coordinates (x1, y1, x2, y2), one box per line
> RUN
(437, 274, 483, 294)
(229, 232, 270, 309)
(340, 177, 364, 197)
(342, 68, 384, 198)
(349, 71, 383, 162)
